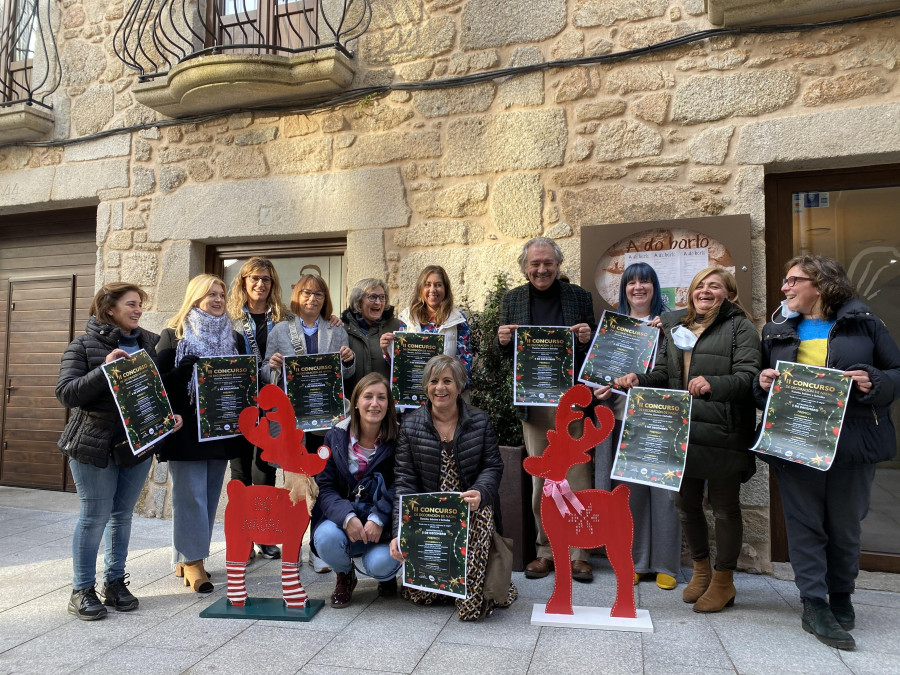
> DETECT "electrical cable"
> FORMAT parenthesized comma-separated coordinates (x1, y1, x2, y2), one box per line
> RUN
(18, 7, 900, 149)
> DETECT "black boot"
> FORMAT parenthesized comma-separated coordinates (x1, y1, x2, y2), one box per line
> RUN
(257, 544, 281, 559)
(68, 587, 108, 621)
(101, 574, 139, 611)
(829, 592, 855, 631)
(801, 598, 855, 650)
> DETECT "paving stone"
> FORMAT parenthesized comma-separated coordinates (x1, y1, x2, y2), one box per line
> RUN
(74, 645, 205, 674)
(188, 625, 334, 674)
(414, 643, 529, 674)
(530, 623, 643, 674)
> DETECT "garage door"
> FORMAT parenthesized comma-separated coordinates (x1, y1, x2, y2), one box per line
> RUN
(0, 208, 96, 490)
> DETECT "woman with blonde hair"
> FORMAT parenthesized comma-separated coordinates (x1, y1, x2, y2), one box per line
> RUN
(380, 265, 472, 384)
(617, 267, 761, 613)
(226, 257, 290, 559)
(158, 274, 245, 593)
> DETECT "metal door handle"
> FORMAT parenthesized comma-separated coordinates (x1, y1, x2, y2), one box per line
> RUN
(5, 380, 14, 402)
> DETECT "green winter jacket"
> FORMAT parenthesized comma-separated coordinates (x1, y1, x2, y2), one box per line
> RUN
(637, 300, 761, 482)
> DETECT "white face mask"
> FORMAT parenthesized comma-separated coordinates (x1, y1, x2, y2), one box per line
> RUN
(671, 325, 698, 351)
(771, 300, 800, 324)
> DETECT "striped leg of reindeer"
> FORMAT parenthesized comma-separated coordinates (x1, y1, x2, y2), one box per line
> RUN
(282, 561, 308, 608)
(226, 561, 248, 606)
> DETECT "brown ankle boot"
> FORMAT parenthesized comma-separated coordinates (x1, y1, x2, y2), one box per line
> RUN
(682, 558, 711, 604)
(693, 569, 736, 613)
(182, 560, 214, 594)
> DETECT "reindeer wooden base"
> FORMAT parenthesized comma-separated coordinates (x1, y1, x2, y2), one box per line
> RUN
(523, 385, 652, 632)
(200, 385, 329, 622)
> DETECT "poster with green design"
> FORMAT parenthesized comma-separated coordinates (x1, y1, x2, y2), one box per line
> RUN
(283, 353, 346, 432)
(578, 311, 660, 393)
(101, 349, 177, 457)
(612, 387, 691, 491)
(513, 326, 574, 407)
(399, 492, 468, 599)
(751, 360, 852, 471)
(194, 355, 258, 441)
(390, 332, 445, 410)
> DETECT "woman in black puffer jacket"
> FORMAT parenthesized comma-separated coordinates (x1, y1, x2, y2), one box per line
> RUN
(754, 255, 900, 650)
(617, 267, 761, 614)
(390, 354, 517, 621)
(57, 283, 183, 621)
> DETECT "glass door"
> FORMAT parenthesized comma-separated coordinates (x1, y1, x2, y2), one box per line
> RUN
(766, 165, 900, 572)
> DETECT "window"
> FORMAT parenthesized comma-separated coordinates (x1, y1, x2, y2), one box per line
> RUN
(0, 0, 36, 103)
(211, 0, 317, 54)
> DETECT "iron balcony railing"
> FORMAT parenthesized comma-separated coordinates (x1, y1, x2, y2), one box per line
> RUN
(0, 0, 60, 107)
(114, 0, 371, 80)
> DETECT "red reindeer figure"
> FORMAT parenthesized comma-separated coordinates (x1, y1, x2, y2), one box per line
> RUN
(225, 384, 330, 608)
(523, 384, 636, 618)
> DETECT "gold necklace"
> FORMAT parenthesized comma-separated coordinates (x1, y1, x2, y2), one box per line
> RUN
(434, 418, 457, 442)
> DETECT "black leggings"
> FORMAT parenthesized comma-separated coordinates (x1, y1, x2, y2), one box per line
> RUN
(676, 474, 743, 571)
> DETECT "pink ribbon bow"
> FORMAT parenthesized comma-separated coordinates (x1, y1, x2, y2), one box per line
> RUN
(543, 478, 585, 517)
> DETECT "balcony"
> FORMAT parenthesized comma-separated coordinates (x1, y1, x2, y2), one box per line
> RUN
(705, 0, 900, 26)
(0, 0, 59, 143)
(114, 0, 371, 117)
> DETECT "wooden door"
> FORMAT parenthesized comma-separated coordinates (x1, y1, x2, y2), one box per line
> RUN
(0, 208, 96, 490)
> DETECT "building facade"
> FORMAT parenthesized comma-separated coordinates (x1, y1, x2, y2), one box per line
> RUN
(1, 0, 898, 574)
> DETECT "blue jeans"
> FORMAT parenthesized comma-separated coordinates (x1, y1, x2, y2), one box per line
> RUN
(314, 520, 401, 582)
(69, 457, 151, 590)
(169, 459, 227, 563)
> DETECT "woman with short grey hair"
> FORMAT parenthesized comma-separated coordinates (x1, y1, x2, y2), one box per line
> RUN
(342, 278, 401, 394)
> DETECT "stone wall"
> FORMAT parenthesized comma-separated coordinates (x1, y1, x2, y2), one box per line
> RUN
(4, 0, 900, 572)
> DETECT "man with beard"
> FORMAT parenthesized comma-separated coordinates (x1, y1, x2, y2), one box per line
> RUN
(496, 237, 597, 582)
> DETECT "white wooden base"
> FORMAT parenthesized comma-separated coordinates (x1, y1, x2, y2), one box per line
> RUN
(531, 604, 654, 632)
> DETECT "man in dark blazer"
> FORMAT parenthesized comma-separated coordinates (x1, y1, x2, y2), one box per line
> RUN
(497, 237, 596, 582)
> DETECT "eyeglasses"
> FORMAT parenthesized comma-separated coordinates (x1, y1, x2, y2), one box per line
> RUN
(365, 294, 387, 303)
(782, 276, 813, 288)
(299, 290, 326, 300)
(247, 275, 273, 285)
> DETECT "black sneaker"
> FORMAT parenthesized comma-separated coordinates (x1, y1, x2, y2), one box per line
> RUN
(377, 577, 398, 598)
(101, 574, 139, 612)
(68, 587, 108, 621)
(257, 544, 281, 559)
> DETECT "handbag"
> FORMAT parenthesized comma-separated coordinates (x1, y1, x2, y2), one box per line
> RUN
(483, 531, 514, 603)
(351, 471, 388, 522)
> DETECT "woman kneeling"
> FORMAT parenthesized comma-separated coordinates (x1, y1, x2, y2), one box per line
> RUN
(313, 373, 402, 608)
(390, 354, 518, 621)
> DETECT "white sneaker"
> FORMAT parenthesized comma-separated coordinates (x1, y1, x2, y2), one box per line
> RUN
(309, 552, 331, 574)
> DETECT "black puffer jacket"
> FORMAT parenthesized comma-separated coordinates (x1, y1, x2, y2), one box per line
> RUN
(637, 300, 761, 482)
(156, 327, 244, 462)
(341, 307, 401, 395)
(56, 317, 160, 468)
(753, 298, 900, 466)
(392, 400, 504, 537)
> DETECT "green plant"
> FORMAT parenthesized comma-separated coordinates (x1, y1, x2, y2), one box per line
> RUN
(464, 272, 524, 447)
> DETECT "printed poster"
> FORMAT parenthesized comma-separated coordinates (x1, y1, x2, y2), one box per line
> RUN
(578, 311, 659, 393)
(101, 349, 177, 456)
(390, 332, 445, 409)
(283, 353, 346, 432)
(194, 355, 258, 441)
(612, 387, 691, 491)
(751, 361, 852, 470)
(513, 326, 574, 407)
(399, 492, 469, 599)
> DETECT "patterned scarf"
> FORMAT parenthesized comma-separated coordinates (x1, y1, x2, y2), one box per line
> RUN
(176, 308, 237, 402)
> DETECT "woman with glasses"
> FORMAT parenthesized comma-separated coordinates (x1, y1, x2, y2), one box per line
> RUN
(379, 265, 473, 387)
(158, 274, 245, 593)
(754, 256, 900, 650)
(226, 257, 291, 559)
(342, 278, 401, 395)
(263, 274, 356, 574)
